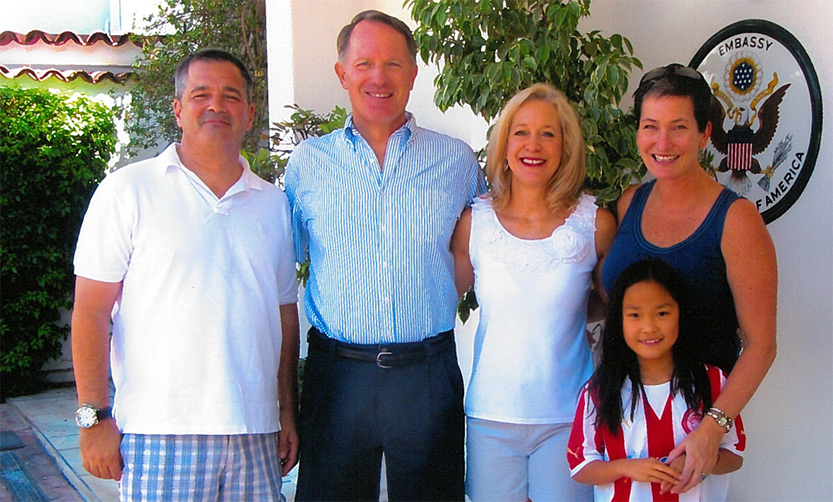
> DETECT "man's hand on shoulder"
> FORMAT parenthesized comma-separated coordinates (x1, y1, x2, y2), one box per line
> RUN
(79, 419, 123, 480)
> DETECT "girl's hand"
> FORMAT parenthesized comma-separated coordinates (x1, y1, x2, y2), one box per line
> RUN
(664, 420, 722, 493)
(660, 454, 687, 493)
(621, 458, 683, 485)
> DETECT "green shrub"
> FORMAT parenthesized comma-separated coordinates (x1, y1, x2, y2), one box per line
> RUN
(0, 87, 116, 398)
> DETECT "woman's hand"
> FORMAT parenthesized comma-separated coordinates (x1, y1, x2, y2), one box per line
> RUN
(660, 453, 708, 494)
(664, 419, 722, 493)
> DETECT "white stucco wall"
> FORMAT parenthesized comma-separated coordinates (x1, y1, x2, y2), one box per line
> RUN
(4, 0, 158, 33)
(269, 1, 833, 500)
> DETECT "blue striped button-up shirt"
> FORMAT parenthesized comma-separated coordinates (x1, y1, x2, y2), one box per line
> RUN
(285, 114, 486, 344)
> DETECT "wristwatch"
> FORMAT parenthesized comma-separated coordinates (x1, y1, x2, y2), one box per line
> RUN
(706, 407, 733, 432)
(75, 403, 112, 428)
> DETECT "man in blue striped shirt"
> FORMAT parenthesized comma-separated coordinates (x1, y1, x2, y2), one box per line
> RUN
(285, 9, 486, 502)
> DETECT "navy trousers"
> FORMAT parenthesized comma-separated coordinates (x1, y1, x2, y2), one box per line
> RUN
(295, 330, 465, 501)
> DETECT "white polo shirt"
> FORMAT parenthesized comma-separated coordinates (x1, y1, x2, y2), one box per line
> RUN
(74, 144, 298, 435)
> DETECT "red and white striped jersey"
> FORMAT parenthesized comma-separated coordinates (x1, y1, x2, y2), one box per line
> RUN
(567, 365, 746, 501)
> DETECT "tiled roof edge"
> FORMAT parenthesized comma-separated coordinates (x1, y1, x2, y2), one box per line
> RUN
(0, 65, 134, 84)
(0, 30, 156, 48)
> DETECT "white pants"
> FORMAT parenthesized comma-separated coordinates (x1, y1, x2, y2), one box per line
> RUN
(703, 471, 732, 501)
(466, 417, 593, 502)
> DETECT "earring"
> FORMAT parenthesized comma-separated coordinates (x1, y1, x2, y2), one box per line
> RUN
(504, 160, 509, 171)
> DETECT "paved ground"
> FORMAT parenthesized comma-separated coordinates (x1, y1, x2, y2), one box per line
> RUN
(3, 386, 301, 501)
(6, 387, 120, 501)
(1, 401, 85, 501)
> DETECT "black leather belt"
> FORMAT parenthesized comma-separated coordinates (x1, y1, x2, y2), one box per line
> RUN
(307, 327, 454, 369)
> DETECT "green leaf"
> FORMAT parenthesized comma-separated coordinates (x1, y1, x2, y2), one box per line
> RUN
(610, 33, 623, 51)
(535, 44, 551, 66)
(606, 64, 620, 87)
(436, 6, 448, 25)
(509, 44, 521, 63)
(487, 63, 501, 81)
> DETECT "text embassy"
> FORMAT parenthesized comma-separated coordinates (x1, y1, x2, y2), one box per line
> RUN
(719, 35, 773, 56)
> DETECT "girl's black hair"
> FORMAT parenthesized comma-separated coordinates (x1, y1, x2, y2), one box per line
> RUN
(588, 258, 713, 435)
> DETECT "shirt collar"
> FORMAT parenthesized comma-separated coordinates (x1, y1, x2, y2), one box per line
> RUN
(343, 112, 417, 146)
(236, 155, 263, 192)
(159, 143, 262, 192)
(158, 143, 183, 172)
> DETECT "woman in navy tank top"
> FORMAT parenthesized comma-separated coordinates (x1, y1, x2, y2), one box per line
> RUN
(600, 64, 776, 497)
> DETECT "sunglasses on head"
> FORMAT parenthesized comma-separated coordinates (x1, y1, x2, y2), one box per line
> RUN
(639, 64, 704, 86)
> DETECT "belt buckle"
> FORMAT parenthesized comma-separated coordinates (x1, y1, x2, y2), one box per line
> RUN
(376, 350, 393, 369)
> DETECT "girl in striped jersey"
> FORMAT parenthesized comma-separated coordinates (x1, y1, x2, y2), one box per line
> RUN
(568, 259, 745, 501)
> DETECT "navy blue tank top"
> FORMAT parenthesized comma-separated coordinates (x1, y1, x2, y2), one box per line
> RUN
(601, 180, 741, 372)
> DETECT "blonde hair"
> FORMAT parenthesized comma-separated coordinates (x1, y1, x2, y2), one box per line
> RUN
(486, 83, 586, 212)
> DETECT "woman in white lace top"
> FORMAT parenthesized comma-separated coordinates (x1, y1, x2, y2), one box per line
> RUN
(451, 83, 616, 501)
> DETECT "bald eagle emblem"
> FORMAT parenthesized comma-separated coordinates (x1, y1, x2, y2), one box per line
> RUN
(708, 56, 791, 196)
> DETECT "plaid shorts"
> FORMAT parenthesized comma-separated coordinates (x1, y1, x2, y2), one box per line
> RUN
(119, 433, 282, 501)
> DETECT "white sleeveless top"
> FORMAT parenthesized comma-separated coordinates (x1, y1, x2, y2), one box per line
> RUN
(465, 194, 598, 424)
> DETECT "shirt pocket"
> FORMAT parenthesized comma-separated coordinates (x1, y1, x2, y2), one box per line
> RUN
(401, 188, 456, 243)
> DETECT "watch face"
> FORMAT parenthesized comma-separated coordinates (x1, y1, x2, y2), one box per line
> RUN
(76, 406, 98, 428)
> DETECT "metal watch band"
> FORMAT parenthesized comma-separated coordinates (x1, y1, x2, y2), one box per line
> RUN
(706, 407, 733, 432)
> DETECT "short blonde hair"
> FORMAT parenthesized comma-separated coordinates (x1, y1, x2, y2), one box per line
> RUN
(486, 83, 586, 212)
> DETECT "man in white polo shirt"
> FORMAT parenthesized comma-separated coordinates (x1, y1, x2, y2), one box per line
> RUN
(70, 49, 299, 501)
